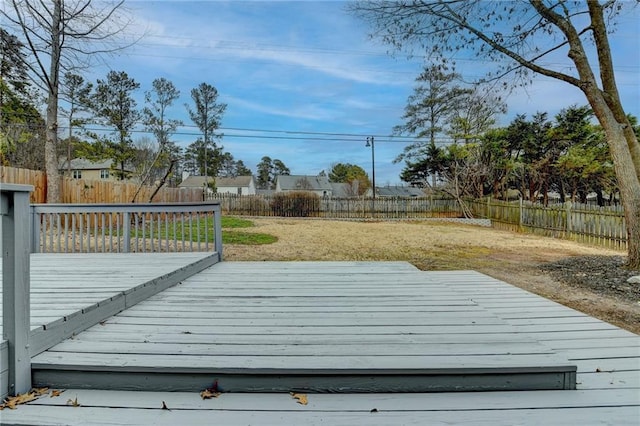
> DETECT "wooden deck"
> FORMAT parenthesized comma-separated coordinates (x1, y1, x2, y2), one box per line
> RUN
(0, 252, 219, 398)
(1, 260, 639, 424)
(30, 261, 577, 393)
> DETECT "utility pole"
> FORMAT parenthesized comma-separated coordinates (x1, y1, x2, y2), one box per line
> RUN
(366, 136, 375, 217)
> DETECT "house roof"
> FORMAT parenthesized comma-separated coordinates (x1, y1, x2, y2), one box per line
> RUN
(217, 176, 254, 187)
(58, 158, 128, 171)
(179, 175, 253, 188)
(376, 185, 425, 198)
(330, 182, 356, 197)
(179, 176, 214, 188)
(277, 175, 332, 191)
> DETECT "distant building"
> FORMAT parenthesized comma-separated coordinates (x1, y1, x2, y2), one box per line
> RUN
(275, 175, 334, 197)
(58, 158, 134, 181)
(179, 175, 256, 195)
(376, 185, 426, 198)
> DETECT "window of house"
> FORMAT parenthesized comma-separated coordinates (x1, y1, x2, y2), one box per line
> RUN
(72, 170, 82, 179)
(100, 169, 110, 179)
(237, 187, 242, 195)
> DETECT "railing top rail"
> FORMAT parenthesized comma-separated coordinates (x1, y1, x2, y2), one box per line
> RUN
(31, 202, 221, 214)
(1, 183, 34, 193)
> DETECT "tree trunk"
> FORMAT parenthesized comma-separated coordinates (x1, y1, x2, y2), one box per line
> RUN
(148, 159, 176, 203)
(45, 1, 62, 203)
(589, 96, 640, 268)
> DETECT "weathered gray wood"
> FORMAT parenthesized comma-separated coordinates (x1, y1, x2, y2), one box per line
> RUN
(1, 403, 638, 426)
(65, 330, 539, 345)
(0, 339, 7, 399)
(23, 387, 640, 411)
(33, 368, 576, 393)
(30, 262, 583, 393)
(577, 370, 640, 389)
(3, 261, 639, 424)
(1, 252, 220, 364)
(44, 340, 556, 356)
(1, 184, 32, 395)
(32, 351, 576, 372)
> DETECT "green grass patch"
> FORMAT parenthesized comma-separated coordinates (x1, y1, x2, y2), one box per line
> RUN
(128, 215, 276, 246)
(223, 231, 278, 245)
(221, 216, 277, 245)
(221, 216, 254, 228)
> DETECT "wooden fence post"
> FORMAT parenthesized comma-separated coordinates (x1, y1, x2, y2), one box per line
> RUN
(565, 201, 573, 236)
(519, 197, 524, 230)
(1, 184, 33, 396)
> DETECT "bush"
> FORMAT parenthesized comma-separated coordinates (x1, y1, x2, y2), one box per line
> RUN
(271, 191, 320, 217)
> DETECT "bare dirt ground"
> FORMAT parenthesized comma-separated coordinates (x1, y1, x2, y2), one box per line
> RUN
(223, 218, 640, 334)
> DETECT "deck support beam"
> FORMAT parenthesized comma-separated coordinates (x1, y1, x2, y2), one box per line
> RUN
(1, 184, 33, 395)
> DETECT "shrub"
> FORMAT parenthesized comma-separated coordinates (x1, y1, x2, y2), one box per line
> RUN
(271, 191, 320, 217)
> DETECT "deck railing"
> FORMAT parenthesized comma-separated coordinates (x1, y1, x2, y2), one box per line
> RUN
(30, 202, 223, 256)
(2, 191, 223, 397)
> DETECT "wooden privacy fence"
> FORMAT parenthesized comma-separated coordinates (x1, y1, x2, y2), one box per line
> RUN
(467, 198, 627, 250)
(0, 166, 46, 203)
(60, 178, 204, 203)
(1, 166, 204, 203)
(209, 193, 461, 219)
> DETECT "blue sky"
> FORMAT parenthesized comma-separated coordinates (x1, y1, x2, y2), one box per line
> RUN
(79, 0, 639, 185)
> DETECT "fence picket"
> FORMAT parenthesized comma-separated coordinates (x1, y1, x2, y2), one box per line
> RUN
(466, 198, 626, 250)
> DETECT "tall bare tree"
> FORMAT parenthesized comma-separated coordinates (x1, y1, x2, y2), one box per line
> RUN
(351, 0, 640, 267)
(186, 82, 227, 183)
(135, 78, 182, 202)
(60, 72, 92, 175)
(90, 70, 140, 181)
(2, 0, 132, 202)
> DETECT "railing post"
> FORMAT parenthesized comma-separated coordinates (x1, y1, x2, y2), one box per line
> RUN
(1, 184, 33, 396)
(213, 204, 223, 260)
(123, 211, 131, 253)
(30, 205, 40, 253)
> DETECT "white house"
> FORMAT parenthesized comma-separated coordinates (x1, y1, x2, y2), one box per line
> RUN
(58, 158, 134, 181)
(275, 175, 333, 197)
(179, 175, 256, 195)
(216, 176, 256, 195)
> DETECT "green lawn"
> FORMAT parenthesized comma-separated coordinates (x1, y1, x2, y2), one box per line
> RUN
(222, 216, 277, 245)
(131, 215, 277, 245)
(221, 216, 254, 228)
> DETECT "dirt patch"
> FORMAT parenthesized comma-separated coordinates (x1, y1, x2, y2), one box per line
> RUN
(224, 218, 639, 334)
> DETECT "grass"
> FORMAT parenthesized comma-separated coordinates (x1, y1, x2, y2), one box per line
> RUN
(221, 216, 254, 228)
(130, 215, 277, 246)
(222, 216, 278, 245)
(223, 231, 277, 245)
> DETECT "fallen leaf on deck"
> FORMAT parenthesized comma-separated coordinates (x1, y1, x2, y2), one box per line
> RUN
(161, 401, 170, 410)
(200, 380, 222, 399)
(1, 392, 39, 410)
(50, 390, 64, 398)
(67, 397, 80, 407)
(290, 393, 308, 405)
(200, 389, 221, 399)
(32, 388, 49, 396)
